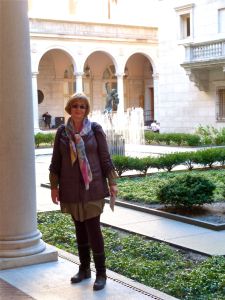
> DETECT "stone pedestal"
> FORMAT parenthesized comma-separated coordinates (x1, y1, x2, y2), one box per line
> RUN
(0, 0, 57, 270)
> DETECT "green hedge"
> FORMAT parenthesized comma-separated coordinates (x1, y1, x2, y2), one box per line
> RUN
(34, 132, 55, 148)
(145, 131, 201, 146)
(145, 125, 225, 147)
(112, 147, 225, 176)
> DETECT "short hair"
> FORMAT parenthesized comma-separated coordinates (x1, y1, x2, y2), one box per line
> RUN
(65, 92, 90, 116)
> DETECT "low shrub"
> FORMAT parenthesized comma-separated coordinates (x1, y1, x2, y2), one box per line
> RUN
(144, 131, 156, 144)
(112, 155, 157, 176)
(34, 132, 43, 148)
(139, 157, 154, 175)
(112, 147, 225, 177)
(127, 157, 144, 173)
(155, 133, 171, 145)
(184, 134, 201, 146)
(194, 125, 225, 146)
(127, 157, 153, 175)
(180, 151, 196, 170)
(129, 153, 188, 173)
(167, 133, 183, 146)
(154, 153, 187, 172)
(216, 147, 225, 165)
(112, 155, 131, 177)
(43, 133, 55, 146)
(144, 131, 202, 146)
(192, 148, 221, 168)
(156, 174, 216, 208)
(34, 132, 55, 148)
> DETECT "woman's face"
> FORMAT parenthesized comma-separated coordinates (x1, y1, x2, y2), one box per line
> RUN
(70, 100, 87, 123)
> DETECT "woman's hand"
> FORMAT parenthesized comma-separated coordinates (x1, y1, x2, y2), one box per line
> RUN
(109, 184, 118, 211)
(51, 188, 60, 205)
(109, 184, 118, 198)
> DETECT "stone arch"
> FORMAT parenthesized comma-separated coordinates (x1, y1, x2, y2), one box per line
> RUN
(124, 51, 157, 124)
(124, 50, 158, 75)
(82, 48, 118, 72)
(37, 48, 75, 129)
(35, 46, 76, 73)
(82, 50, 119, 112)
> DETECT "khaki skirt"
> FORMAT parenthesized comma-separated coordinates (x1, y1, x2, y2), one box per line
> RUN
(60, 199, 105, 222)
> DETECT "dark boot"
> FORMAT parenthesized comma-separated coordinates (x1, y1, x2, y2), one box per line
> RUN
(71, 244, 91, 284)
(93, 252, 107, 291)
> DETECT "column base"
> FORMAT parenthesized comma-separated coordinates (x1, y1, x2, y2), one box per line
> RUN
(0, 244, 58, 270)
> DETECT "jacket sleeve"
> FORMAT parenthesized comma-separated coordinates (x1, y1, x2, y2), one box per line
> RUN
(92, 122, 116, 177)
(49, 125, 64, 177)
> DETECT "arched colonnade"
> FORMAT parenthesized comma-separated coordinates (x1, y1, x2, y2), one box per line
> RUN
(31, 43, 159, 131)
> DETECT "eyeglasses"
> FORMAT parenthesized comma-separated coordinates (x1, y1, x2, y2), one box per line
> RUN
(71, 104, 87, 110)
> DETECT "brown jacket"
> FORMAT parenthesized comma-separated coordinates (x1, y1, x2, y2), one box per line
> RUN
(49, 122, 114, 204)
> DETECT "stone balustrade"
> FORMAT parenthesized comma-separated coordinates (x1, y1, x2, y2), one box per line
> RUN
(185, 40, 225, 62)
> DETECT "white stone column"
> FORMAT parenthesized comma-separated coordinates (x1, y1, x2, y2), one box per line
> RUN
(32, 72, 40, 133)
(0, 0, 57, 270)
(75, 72, 84, 93)
(152, 73, 159, 121)
(116, 73, 125, 113)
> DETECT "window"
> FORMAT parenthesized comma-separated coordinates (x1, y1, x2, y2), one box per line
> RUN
(217, 89, 225, 120)
(218, 8, 225, 33)
(175, 4, 194, 40)
(180, 13, 191, 38)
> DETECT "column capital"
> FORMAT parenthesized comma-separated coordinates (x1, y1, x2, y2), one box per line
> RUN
(75, 71, 84, 77)
(152, 73, 159, 79)
(116, 72, 125, 78)
(32, 71, 39, 77)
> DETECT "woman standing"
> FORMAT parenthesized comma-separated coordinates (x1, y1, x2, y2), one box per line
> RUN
(49, 92, 118, 291)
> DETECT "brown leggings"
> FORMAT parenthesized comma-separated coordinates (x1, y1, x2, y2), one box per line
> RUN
(72, 215, 104, 254)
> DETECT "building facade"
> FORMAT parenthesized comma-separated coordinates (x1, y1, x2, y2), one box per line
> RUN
(28, 0, 159, 131)
(158, 0, 225, 133)
(29, 0, 225, 133)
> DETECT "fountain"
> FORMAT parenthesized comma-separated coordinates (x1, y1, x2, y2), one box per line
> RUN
(90, 107, 145, 156)
(90, 84, 145, 156)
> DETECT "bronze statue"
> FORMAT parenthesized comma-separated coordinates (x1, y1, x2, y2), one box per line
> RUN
(104, 83, 119, 113)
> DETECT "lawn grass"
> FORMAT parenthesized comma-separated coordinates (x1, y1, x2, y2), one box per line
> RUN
(37, 211, 225, 300)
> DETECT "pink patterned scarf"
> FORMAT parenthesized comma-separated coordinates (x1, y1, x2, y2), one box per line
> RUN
(65, 117, 92, 190)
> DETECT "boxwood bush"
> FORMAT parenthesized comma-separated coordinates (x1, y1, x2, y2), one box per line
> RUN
(112, 147, 225, 176)
(191, 148, 221, 168)
(34, 132, 55, 148)
(157, 174, 216, 208)
(144, 131, 201, 146)
(112, 155, 131, 176)
(154, 153, 187, 172)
